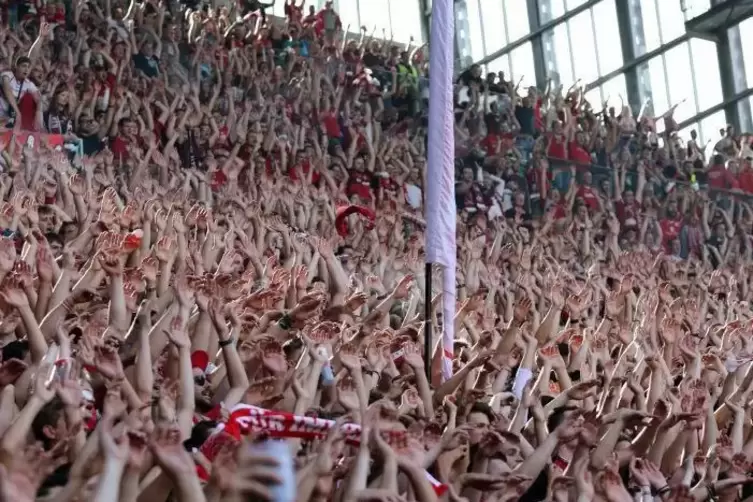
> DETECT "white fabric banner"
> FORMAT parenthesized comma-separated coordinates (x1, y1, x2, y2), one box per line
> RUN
(425, 0, 456, 382)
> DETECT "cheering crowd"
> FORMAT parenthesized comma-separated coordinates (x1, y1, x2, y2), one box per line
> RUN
(1, 0, 753, 501)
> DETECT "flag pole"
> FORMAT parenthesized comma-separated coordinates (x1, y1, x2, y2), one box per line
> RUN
(424, 0, 455, 383)
(424, 263, 432, 381)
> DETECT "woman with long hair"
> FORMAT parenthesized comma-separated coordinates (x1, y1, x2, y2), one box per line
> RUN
(43, 85, 74, 137)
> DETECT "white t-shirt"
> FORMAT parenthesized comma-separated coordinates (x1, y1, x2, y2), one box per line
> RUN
(0, 71, 37, 119)
(405, 184, 422, 209)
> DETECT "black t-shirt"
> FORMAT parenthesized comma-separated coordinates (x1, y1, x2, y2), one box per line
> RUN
(81, 134, 105, 156)
(515, 105, 535, 136)
(39, 463, 71, 496)
(362, 52, 384, 68)
(457, 70, 483, 88)
(133, 53, 160, 78)
(518, 469, 548, 502)
(706, 235, 724, 268)
(504, 206, 532, 221)
(487, 82, 507, 94)
(176, 128, 205, 170)
(485, 112, 502, 135)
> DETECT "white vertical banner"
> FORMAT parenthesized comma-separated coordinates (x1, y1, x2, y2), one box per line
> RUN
(425, 0, 456, 382)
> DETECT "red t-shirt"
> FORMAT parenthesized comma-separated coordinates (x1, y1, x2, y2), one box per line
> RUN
(285, 3, 303, 22)
(738, 168, 753, 193)
(110, 136, 131, 162)
(576, 185, 600, 212)
(615, 199, 640, 224)
(97, 73, 117, 98)
(707, 163, 738, 190)
(548, 134, 567, 160)
(550, 201, 567, 219)
(379, 175, 400, 195)
(660, 217, 683, 247)
(18, 93, 37, 131)
(481, 133, 515, 156)
(321, 111, 341, 138)
(347, 170, 372, 200)
(568, 141, 591, 168)
(289, 160, 321, 184)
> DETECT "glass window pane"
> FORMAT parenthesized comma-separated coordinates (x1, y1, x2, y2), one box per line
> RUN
(656, 0, 684, 43)
(338, 0, 361, 31)
(540, 0, 565, 21)
(504, 0, 530, 41)
(646, 57, 669, 119)
(739, 18, 753, 88)
(664, 43, 697, 122)
(479, 0, 507, 54)
(567, 0, 588, 9)
(271, 1, 286, 17)
(389, 0, 422, 44)
(487, 55, 511, 80)
(509, 42, 537, 90)
(551, 23, 574, 88)
(683, 0, 710, 20)
(592, 1, 623, 76)
(568, 11, 599, 84)
(690, 38, 723, 112)
(638, 0, 662, 54)
(699, 111, 728, 147)
(601, 75, 628, 111)
(465, 0, 486, 61)
(584, 87, 603, 110)
(360, 0, 391, 37)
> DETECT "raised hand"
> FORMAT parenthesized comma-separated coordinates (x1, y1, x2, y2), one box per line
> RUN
(0, 238, 17, 272)
(164, 316, 190, 349)
(149, 424, 196, 478)
(1, 274, 28, 307)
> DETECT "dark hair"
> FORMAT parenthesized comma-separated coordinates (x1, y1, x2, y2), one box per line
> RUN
(468, 401, 496, 424)
(45, 233, 63, 248)
(183, 420, 218, 451)
(282, 336, 303, 358)
(59, 221, 78, 237)
(2, 340, 29, 362)
(15, 56, 31, 67)
(547, 405, 579, 433)
(32, 397, 66, 449)
(368, 389, 384, 404)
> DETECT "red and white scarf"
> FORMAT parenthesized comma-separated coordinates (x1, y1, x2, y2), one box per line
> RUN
(200, 404, 447, 496)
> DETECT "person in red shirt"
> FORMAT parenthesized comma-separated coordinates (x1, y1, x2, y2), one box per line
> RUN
(615, 190, 640, 225)
(659, 198, 683, 250)
(737, 159, 753, 193)
(346, 155, 373, 202)
(109, 116, 140, 162)
(706, 154, 739, 191)
(547, 121, 568, 162)
(289, 145, 321, 184)
(315, 1, 342, 44)
(568, 131, 592, 171)
(284, 0, 305, 26)
(320, 108, 341, 141)
(575, 171, 600, 212)
(546, 187, 571, 220)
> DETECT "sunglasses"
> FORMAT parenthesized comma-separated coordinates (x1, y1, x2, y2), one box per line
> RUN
(194, 374, 206, 386)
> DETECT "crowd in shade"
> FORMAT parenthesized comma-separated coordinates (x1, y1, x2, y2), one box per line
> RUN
(1, 0, 753, 501)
